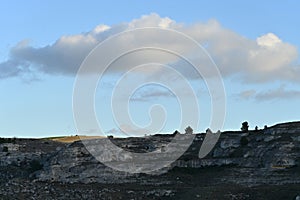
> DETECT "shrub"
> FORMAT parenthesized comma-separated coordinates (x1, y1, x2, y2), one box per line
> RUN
(185, 126, 193, 134)
(0, 138, 12, 144)
(107, 135, 114, 139)
(29, 160, 43, 172)
(240, 136, 249, 146)
(2, 146, 8, 152)
(241, 121, 249, 132)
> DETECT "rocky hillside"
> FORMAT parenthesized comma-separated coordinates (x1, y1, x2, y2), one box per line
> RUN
(0, 121, 300, 199)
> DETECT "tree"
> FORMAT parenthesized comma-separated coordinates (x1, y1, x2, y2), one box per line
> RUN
(241, 121, 249, 132)
(107, 135, 114, 139)
(255, 126, 259, 131)
(185, 126, 193, 134)
(173, 130, 180, 135)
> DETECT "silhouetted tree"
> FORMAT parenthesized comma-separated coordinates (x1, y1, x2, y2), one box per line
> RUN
(185, 126, 193, 134)
(173, 130, 180, 135)
(255, 126, 259, 131)
(264, 125, 268, 130)
(107, 135, 114, 139)
(241, 121, 249, 132)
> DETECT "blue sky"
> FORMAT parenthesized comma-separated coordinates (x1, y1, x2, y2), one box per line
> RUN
(1, 0, 300, 138)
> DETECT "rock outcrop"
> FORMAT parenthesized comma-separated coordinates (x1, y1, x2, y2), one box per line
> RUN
(0, 121, 300, 199)
(2, 121, 297, 185)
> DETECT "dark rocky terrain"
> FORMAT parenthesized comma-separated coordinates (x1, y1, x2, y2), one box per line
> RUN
(0, 121, 300, 199)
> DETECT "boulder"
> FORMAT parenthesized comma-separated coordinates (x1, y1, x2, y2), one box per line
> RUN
(264, 136, 281, 142)
(220, 138, 240, 149)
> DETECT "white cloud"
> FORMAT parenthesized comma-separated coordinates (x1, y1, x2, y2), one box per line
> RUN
(130, 89, 174, 102)
(256, 85, 300, 101)
(128, 13, 175, 29)
(256, 33, 282, 48)
(238, 89, 257, 100)
(238, 85, 300, 101)
(107, 124, 150, 137)
(0, 13, 299, 84)
(92, 24, 111, 34)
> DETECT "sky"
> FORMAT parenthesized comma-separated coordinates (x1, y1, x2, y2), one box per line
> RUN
(1, 0, 300, 138)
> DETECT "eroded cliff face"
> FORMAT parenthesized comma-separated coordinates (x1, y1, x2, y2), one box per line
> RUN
(1, 122, 300, 186)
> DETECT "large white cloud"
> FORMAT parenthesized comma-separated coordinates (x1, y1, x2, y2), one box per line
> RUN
(0, 13, 299, 83)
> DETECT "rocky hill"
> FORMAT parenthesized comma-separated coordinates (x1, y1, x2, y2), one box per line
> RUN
(0, 121, 300, 199)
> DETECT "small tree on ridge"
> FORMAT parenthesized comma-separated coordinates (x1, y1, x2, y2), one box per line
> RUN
(185, 126, 193, 134)
(241, 121, 249, 132)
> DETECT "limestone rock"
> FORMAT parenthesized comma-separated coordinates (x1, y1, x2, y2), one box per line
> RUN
(220, 138, 240, 149)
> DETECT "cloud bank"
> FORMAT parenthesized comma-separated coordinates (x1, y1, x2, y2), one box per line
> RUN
(0, 13, 299, 84)
(238, 85, 300, 101)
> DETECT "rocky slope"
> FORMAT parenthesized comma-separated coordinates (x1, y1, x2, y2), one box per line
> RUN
(0, 121, 300, 199)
